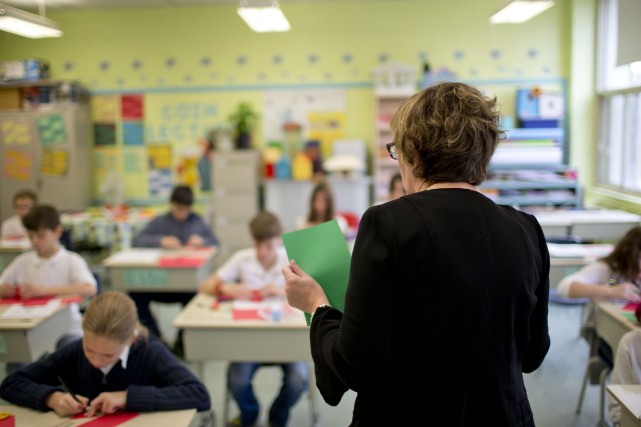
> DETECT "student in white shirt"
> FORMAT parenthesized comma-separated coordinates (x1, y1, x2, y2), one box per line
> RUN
(0, 204, 97, 348)
(1, 189, 37, 240)
(295, 180, 348, 234)
(608, 329, 641, 426)
(199, 211, 308, 427)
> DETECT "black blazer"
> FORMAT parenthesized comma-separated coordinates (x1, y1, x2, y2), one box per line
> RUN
(311, 189, 550, 426)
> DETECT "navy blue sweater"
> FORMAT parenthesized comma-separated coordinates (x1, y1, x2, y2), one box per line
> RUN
(132, 212, 219, 248)
(0, 338, 210, 413)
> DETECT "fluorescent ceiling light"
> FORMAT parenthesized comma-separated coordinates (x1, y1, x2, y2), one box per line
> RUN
(0, 3, 62, 38)
(490, 0, 555, 24)
(238, 0, 290, 33)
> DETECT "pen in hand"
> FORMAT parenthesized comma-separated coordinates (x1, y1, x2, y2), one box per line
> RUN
(57, 375, 84, 406)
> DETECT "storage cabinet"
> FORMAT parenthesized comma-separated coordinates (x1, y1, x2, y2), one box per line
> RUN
(373, 93, 413, 205)
(0, 86, 92, 222)
(211, 150, 261, 257)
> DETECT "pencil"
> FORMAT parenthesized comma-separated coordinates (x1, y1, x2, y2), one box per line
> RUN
(57, 375, 82, 405)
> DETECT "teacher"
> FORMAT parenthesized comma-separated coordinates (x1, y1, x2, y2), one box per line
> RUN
(282, 82, 550, 426)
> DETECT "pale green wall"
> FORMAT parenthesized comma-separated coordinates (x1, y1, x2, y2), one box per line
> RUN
(0, 0, 578, 203)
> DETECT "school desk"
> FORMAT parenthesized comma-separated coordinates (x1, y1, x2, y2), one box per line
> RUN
(173, 293, 318, 424)
(547, 243, 613, 288)
(607, 385, 641, 427)
(533, 209, 641, 242)
(593, 300, 641, 358)
(102, 248, 218, 293)
(0, 301, 72, 362)
(0, 240, 30, 273)
(0, 405, 196, 427)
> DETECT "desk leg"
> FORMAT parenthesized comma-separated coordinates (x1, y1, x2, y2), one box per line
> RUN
(308, 363, 321, 427)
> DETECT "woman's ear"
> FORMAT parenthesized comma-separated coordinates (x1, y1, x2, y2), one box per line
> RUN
(129, 329, 139, 345)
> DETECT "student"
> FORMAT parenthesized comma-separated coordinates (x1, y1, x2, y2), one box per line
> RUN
(1, 189, 37, 240)
(131, 184, 220, 351)
(199, 211, 308, 427)
(607, 329, 641, 426)
(132, 184, 219, 249)
(0, 291, 211, 417)
(283, 82, 550, 425)
(0, 204, 97, 350)
(295, 181, 348, 234)
(388, 172, 406, 201)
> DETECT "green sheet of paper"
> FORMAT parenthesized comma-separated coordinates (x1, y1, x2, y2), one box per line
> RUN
(282, 219, 351, 326)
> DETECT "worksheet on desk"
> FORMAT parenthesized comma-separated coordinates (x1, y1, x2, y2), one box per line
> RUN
(1, 300, 61, 319)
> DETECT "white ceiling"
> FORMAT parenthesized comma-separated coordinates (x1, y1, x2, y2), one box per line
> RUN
(2, 0, 433, 12)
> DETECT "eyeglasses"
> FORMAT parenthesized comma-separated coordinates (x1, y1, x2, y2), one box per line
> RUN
(386, 142, 398, 160)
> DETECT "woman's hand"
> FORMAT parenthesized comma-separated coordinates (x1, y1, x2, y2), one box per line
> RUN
(608, 283, 641, 303)
(282, 260, 329, 314)
(86, 391, 127, 417)
(46, 391, 88, 416)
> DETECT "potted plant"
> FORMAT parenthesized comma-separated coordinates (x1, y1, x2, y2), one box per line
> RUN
(228, 102, 259, 149)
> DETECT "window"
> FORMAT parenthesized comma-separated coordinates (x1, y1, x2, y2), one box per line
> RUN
(596, 0, 641, 195)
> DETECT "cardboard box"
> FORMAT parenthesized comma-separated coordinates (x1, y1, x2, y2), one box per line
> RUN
(0, 89, 21, 110)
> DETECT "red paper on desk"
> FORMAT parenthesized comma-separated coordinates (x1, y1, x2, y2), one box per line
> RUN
(72, 410, 138, 426)
(158, 256, 206, 268)
(0, 295, 84, 306)
(622, 302, 640, 311)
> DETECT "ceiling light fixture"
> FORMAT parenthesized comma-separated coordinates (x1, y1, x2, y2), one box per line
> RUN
(490, 0, 555, 24)
(0, 2, 62, 38)
(237, 0, 290, 33)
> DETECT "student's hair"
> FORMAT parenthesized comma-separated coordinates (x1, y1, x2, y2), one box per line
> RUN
(601, 226, 641, 283)
(13, 189, 38, 205)
(82, 291, 148, 343)
(390, 81, 505, 186)
(21, 204, 60, 231)
(307, 181, 335, 223)
(170, 185, 194, 206)
(249, 211, 283, 242)
(389, 173, 403, 194)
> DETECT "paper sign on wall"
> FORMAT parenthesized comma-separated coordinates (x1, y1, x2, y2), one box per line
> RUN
(37, 114, 66, 145)
(40, 148, 68, 177)
(92, 94, 119, 122)
(94, 123, 116, 146)
(123, 121, 145, 146)
(3, 149, 32, 181)
(1, 117, 31, 146)
(121, 94, 144, 119)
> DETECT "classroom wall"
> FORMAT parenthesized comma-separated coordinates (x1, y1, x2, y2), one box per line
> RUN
(0, 0, 575, 205)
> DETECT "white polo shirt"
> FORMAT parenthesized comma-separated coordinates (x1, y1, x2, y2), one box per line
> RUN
(1, 215, 27, 240)
(0, 248, 97, 336)
(216, 246, 289, 289)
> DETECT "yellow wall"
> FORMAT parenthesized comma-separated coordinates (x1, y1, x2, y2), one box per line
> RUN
(0, 0, 576, 204)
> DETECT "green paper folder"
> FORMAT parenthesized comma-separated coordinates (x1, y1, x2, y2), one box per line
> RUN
(282, 219, 351, 326)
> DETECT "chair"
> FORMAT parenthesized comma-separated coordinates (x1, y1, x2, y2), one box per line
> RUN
(575, 326, 613, 427)
(222, 363, 320, 427)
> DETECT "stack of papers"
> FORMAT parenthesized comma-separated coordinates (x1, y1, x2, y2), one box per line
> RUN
(1, 300, 61, 319)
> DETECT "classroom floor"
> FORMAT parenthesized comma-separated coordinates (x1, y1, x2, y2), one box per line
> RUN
(0, 301, 606, 427)
(154, 301, 605, 427)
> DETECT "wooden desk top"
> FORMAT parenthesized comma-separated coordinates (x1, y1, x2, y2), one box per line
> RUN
(174, 293, 307, 330)
(533, 209, 641, 226)
(607, 385, 641, 424)
(0, 240, 31, 253)
(0, 302, 70, 331)
(593, 300, 641, 331)
(0, 405, 196, 427)
(102, 247, 218, 268)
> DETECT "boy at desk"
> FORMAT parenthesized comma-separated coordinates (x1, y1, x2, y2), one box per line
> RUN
(0, 291, 210, 417)
(1, 189, 37, 240)
(199, 211, 309, 427)
(130, 184, 219, 354)
(0, 205, 97, 356)
(132, 184, 219, 249)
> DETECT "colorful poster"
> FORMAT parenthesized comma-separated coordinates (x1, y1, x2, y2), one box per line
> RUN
(92, 95, 119, 122)
(94, 123, 117, 146)
(3, 149, 32, 181)
(122, 148, 148, 199)
(307, 111, 346, 158)
(147, 144, 172, 169)
(149, 168, 172, 197)
(94, 147, 119, 175)
(122, 121, 144, 146)
(121, 94, 144, 119)
(123, 148, 146, 174)
(40, 148, 68, 177)
(36, 114, 67, 145)
(1, 117, 31, 146)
